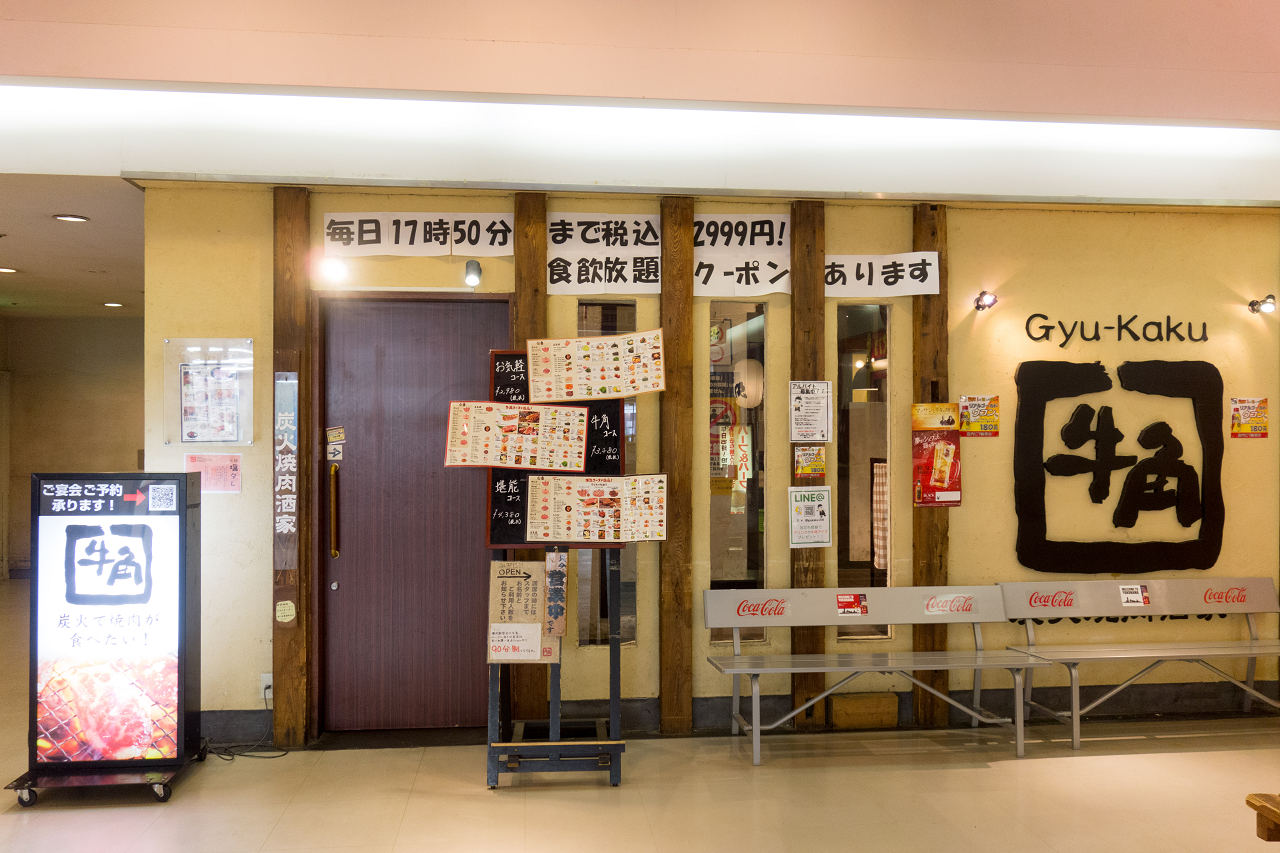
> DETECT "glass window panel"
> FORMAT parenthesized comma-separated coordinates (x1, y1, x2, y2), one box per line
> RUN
(837, 305, 891, 639)
(709, 302, 766, 642)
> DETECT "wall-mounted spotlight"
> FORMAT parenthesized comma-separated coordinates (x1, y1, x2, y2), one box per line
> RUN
(974, 290, 998, 310)
(464, 259, 482, 288)
(1249, 294, 1276, 314)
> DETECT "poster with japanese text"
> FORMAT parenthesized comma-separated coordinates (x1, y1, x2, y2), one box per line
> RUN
(527, 329, 665, 403)
(912, 403, 961, 507)
(184, 453, 242, 493)
(959, 395, 1000, 437)
(823, 252, 940, 297)
(789, 380, 832, 442)
(546, 213, 662, 295)
(179, 363, 240, 442)
(322, 212, 515, 257)
(33, 477, 184, 763)
(487, 561, 544, 663)
(794, 445, 826, 478)
(788, 486, 832, 547)
(1230, 397, 1267, 438)
(526, 475, 667, 543)
(693, 214, 791, 296)
(444, 401, 588, 470)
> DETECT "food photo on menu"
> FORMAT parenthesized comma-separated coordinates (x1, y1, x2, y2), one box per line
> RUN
(444, 401, 589, 471)
(528, 330, 666, 402)
(526, 474, 667, 543)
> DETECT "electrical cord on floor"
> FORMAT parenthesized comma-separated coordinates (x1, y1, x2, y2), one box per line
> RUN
(207, 685, 289, 761)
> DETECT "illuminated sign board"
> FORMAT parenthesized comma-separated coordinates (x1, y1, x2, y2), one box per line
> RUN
(30, 474, 199, 767)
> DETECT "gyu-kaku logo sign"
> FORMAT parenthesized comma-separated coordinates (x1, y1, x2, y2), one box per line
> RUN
(1014, 360, 1223, 574)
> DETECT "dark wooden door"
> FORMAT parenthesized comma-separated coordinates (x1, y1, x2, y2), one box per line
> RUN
(322, 298, 508, 730)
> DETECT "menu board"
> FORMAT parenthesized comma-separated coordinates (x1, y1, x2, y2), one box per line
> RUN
(487, 351, 625, 548)
(180, 363, 240, 442)
(444, 401, 588, 470)
(528, 329, 665, 402)
(526, 475, 667, 544)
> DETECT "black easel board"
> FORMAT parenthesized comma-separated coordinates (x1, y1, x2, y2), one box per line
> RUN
(487, 351, 623, 548)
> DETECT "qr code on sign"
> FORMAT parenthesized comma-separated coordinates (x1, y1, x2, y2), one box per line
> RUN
(148, 484, 178, 511)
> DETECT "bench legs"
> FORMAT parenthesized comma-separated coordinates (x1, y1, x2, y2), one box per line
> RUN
(731, 674, 741, 735)
(1011, 668, 1026, 758)
(751, 674, 761, 766)
(1068, 664, 1081, 750)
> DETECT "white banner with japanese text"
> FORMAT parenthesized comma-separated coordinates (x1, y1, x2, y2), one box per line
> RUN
(694, 214, 791, 296)
(546, 212, 662, 294)
(824, 252, 940, 296)
(322, 212, 515, 257)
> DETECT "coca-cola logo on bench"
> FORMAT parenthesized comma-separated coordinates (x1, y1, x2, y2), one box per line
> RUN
(1204, 587, 1246, 604)
(924, 594, 974, 614)
(1028, 590, 1076, 608)
(736, 598, 787, 617)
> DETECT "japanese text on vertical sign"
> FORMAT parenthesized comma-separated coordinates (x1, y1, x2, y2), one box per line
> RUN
(322, 212, 515, 257)
(273, 374, 299, 537)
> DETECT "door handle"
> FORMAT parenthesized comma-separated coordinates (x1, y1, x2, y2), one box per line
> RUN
(329, 462, 340, 558)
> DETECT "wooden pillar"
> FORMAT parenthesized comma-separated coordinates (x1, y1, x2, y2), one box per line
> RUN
(510, 192, 550, 720)
(659, 196, 694, 734)
(789, 200, 826, 727)
(911, 202, 950, 727)
(272, 186, 311, 747)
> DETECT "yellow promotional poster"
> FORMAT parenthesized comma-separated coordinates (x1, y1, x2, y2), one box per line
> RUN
(959, 395, 999, 437)
(1229, 397, 1268, 438)
(794, 445, 826, 478)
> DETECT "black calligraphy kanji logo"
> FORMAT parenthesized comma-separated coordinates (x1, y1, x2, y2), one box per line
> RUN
(65, 524, 154, 604)
(1013, 360, 1223, 574)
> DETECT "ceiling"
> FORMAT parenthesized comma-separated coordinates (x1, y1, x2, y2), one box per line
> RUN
(0, 174, 143, 319)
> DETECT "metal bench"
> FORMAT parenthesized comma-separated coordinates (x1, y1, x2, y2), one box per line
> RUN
(1001, 577, 1280, 749)
(703, 585, 1050, 764)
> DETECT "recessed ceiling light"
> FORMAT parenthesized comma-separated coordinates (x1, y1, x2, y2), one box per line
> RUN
(103, 302, 123, 308)
(0, 267, 16, 273)
(53, 214, 90, 223)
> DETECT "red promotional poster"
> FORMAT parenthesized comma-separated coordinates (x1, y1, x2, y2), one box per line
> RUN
(911, 403, 961, 507)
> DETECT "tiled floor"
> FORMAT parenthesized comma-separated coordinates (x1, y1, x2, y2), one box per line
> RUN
(1, 576, 1278, 851)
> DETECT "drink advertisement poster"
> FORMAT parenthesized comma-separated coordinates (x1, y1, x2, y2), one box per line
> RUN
(788, 486, 832, 548)
(959, 395, 999, 437)
(912, 403, 961, 507)
(527, 329, 665, 403)
(444, 401, 588, 470)
(1230, 397, 1268, 438)
(31, 475, 192, 765)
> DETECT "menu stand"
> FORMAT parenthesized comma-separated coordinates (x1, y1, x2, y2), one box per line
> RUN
(486, 547, 624, 787)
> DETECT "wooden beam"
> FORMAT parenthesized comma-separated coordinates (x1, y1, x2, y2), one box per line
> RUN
(911, 202, 950, 727)
(659, 196, 694, 734)
(789, 200, 827, 729)
(272, 186, 311, 747)
(510, 192, 550, 721)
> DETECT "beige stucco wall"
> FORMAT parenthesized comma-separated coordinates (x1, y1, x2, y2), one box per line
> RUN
(144, 183, 275, 710)
(945, 205, 1280, 687)
(4, 316, 144, 575)
(140, 183, 1280, 714)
